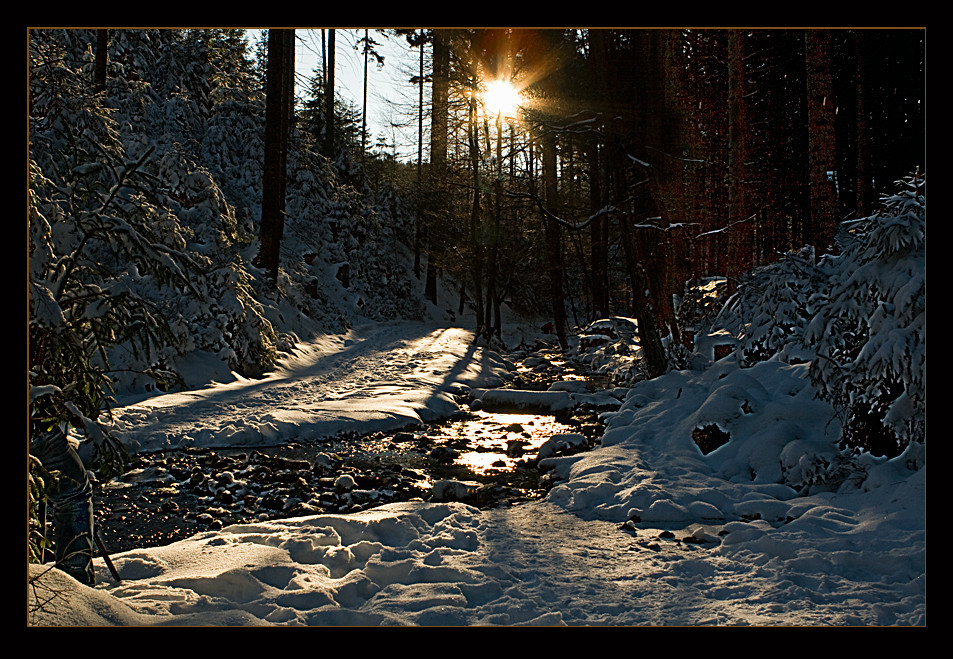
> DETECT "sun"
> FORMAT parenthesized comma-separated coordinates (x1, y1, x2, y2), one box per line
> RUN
(483, 78, 522, 118)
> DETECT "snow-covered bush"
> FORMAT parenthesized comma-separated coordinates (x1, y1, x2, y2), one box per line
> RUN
(28, 30, 276, 441)
(676, 277, 728, 336)
(806, 174, 925, 457)
(281, 149, 425, 326)
(715, 246, 828, 367)
(200, 90, 265, 213)
(669, 277, 730, 370)
(779, 439, 868, 494)
(571, 317, 646, 384)
(702, 172, 924, 459)
(28, 142, 195, 471)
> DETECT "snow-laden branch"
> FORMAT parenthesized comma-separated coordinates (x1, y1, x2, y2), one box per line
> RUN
(696, 211, 758, 239)
(506, 186, 695, 234)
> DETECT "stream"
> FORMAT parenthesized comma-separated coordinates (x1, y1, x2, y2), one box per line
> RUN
(93, 341, 616, 555)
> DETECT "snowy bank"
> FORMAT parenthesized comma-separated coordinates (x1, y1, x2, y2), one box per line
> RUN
(99, 323, 513, 456)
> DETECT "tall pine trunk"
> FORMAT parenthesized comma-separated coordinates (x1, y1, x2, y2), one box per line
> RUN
(425, 30, 450, 305)
(484, 111, 504, 340)
(804, 29, 838, 251)
(258, 30, 294, 283)
(727, 29, 753, 287)
(94, 30, 109, 94)
(324, 29, 336, 158)
(414, 31, 424, 279)
(854, 30, 873, 218)
(361, 29, 369, 162)
(467, 94, 486, 336)
(541, 129, 569, 350)
(586, 102, 608, 318)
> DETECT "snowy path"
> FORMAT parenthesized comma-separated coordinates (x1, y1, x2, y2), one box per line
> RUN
(106, 323, 511, 454)
(31, 493, 923, 626)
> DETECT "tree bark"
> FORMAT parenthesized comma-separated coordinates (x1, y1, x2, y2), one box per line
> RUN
(94, 29, 109, 94)
(467, 94, 486, 335)
(425, 30, 450, 305)
(541, 129, 569, 350)
(727, 29, 753, 285)
(854, 30, 872, 218)
(258, 29, 294, 283)
(484, 111, 504, 340)
(587, 120, 608, 318)
(361, 29, 369, 162)
(324, 29, 336, 158)
(804, 29, 838, 251)
(414, 31, 424, 279)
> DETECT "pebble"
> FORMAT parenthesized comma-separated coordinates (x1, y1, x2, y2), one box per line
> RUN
(334, 474, 356, 492)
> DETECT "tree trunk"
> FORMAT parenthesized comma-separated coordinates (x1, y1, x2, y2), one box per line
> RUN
(541, 129, 569, 350)
(425, 30, 450, 305)
(425, 261, 438, 305)
(324, 29, 336, 158)
(804, 29, 838, 251)
(587, 127, 608, 320)
(484, 111, 504, 340)
(258, 29, 294, 283)
(727, 29, 753, 286)
(617, 216, 668, 378)
(854, 30, 873, 218)
(361, 29, 369, 162)
(94, 29, 108, 94)
(414, 31, 424, 279)
(467, 94, 486, 336)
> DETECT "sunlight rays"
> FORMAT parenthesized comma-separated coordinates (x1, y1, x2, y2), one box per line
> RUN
(466, 29, 578, 129)
(483, 78, 522, 118)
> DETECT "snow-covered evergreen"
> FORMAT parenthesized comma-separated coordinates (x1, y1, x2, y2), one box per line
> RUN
(710, 174, 925, 458)
(714, 246, 825, 368)
(29, 29, 430, 396)
(806, 174, 925, 457)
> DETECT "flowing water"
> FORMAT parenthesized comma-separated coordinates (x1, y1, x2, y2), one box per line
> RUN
(92, 344, 610, 554)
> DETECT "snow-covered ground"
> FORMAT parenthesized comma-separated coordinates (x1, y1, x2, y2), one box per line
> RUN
(27, 322, 925, 626)
(95, 323, 513, 456)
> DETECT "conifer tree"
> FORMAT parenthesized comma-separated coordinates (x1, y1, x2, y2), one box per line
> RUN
(806, 174, 925, 457)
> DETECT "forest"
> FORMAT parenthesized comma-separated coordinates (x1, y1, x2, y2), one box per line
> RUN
(27, 28, 924, 569)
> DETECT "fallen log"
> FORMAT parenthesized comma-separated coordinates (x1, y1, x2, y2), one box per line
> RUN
(469, 389, 576, 414)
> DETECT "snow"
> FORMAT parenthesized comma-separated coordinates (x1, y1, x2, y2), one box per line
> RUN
(93, 323, 510, 456)
(28, 322, 925, 626)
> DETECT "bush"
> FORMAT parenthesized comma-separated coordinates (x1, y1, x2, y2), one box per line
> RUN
(806, 173, 925, 456)
(28, 151, 195, 468)
(715, 247, 828, 368)
(708, 173, 925, 458)
(29, 31, 201, 562)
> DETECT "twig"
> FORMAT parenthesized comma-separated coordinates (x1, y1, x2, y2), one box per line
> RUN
(96, 529, 122, 583)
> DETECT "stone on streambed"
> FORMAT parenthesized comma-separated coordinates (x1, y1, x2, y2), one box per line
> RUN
(431, 479, 481, 501)
(537, 433, 588, 459)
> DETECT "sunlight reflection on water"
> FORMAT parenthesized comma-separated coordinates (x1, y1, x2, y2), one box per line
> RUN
(442, 411, 575, 475)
